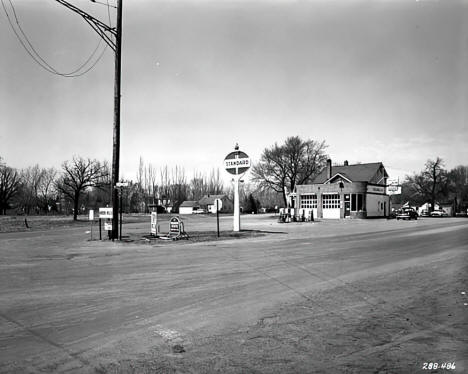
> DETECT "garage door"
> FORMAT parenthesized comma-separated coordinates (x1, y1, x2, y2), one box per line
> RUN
(322, 193, 341, 219)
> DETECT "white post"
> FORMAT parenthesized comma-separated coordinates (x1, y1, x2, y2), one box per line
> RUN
(233, 176, 240, 232)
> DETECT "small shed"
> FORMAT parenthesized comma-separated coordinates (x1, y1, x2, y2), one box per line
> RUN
(179, 201, 200, 215)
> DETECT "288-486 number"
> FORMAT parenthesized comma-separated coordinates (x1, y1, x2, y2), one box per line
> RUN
(422, 362, 456, 370)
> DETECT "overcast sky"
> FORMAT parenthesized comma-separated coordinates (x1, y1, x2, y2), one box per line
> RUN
(1, 0, 467, 183)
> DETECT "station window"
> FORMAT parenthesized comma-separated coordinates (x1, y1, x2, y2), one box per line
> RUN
(322, 194, 340, 209)
(300, 194, 317, 209)
(351, 194, 363, 211)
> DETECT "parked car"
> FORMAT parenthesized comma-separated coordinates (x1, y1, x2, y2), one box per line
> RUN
(430, 210, 448, 217)
(193, 208, 206, 214)
(396, 208, 418, 220)
(419, 210, 430, 217)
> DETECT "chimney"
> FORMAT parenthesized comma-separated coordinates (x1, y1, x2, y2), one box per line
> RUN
(327, 159, 332, 179)
(344, 160, 349, 166)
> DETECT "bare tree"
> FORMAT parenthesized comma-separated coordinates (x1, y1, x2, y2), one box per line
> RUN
(0, 158, 21, 215)
(37, 167, 58, 213)
(169, 166, 189, 211)
(19, 165, 45, 214)
(447, 165, 468, 212)
(56, 156, 109, 220)
(251, 136, 328, 206)
(406, 157, 447, 211)
(189, 171, 208, 201)
(145, 163, 158, 208)
(208, 168, 224, 195)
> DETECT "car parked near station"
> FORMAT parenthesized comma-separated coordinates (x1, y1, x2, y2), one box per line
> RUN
(430, 210, 448, 217)
(419, 210, 430, 217)
(396, 208, 418, 220)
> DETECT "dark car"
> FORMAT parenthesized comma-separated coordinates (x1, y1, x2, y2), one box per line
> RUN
(396, 208, 418, 220)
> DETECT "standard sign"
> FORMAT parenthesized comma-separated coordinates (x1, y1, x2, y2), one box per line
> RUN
(99, 207, 113, 219)
(224, 150, 250, 175)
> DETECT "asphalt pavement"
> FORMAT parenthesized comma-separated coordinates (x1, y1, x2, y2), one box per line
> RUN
(0, 216, 467, 373)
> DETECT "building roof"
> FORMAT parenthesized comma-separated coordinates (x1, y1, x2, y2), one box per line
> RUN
(179, 200, 199, 208)
(312, 162, 388, 184)
(198, 194, 227, 205)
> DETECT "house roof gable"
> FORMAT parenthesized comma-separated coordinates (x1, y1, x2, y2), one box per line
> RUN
(312, 162, 388, 184)
(198, 194, 227, 205)
(179, 200, 199, 208)
(325, 173, 353, 184)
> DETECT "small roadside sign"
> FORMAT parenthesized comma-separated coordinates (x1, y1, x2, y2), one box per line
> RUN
(104, 221, 112, 231)
(99, 207, 113, 219)
(151, 212, 158, 235)
(169, 217, 181, 236)
(214, 198, 223, 212)
(89, 209, 94, 221)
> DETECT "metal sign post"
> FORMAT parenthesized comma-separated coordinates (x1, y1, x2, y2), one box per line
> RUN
(89, 209, 94, 241)
(215, 198, 222, 237)
(224, 144, 250, 232)
(115, 182, 128, 241)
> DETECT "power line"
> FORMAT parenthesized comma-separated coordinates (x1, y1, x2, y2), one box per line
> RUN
(91, 0, 117, 9)
(1, 0, 110, 77)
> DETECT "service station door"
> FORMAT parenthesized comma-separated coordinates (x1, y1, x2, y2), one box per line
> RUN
(322, 193, 341, 219)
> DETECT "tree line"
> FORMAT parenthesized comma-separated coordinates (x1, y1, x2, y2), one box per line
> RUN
(0, 155, 229, 219)
(1, 137, 467, 218)
(393, 157, 468, 212)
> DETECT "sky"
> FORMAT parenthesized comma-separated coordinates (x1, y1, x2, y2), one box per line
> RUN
(1, 0, 467, 184)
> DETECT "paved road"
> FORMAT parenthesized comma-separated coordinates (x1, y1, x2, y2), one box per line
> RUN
(0, 216, 467, 373)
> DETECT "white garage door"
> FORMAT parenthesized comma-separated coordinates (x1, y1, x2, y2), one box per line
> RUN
(322, 193, 341, 219)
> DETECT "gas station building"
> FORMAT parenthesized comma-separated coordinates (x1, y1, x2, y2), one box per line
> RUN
(292, 159, 390, 219)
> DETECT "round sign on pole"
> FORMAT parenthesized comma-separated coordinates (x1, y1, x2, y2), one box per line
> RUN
(224, 150, 250, 175)
(224, 144, 250, 232)
(214, 198, 223, 212)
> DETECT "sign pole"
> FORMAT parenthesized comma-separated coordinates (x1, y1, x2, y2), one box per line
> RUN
(224, 144, 250, 233)
(89, 209, 94, 241)
(216, 199, 220, 237)
(233, 176, 240, 232)
(119, 188, 123, 241)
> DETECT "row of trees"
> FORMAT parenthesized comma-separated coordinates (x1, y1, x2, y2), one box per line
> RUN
(395, 157, 468, 212)
(0, 156, 110, 219)
(2, 138, 466, 219)
(1, 136, 328, 219)
(0, 156, 229, 219)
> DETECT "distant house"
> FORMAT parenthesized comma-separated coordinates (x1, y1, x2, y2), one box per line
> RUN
(417, 202, 441, 216)
(198, 194, 233, 213)
(439, 203, 454, 216)
(179, 201, 200, 215)
(293, 159, 390, 219)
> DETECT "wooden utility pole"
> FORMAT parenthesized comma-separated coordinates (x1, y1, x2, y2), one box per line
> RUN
(55, 0, 123, 239)
(112, 0, 123, 239)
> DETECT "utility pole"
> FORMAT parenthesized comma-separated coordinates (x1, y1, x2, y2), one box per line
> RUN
(112, 0, 123, 240)
(55, 0, 123, 240)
